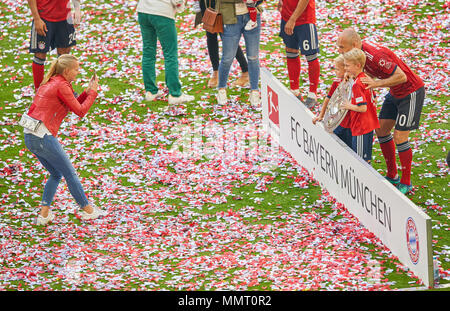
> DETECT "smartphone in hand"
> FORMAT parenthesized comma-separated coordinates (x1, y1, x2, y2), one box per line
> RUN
(88, 70, 99, 92)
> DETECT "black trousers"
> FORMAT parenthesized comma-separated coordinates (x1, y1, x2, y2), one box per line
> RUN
(201, 0, 248, 72)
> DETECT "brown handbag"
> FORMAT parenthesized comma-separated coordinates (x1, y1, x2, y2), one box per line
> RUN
(202, 0, 223, 34)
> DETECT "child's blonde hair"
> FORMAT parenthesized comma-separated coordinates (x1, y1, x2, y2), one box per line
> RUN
(343, 48, 366, 68)
(41, 54, 78, 86)
(334, 55, 345, 68)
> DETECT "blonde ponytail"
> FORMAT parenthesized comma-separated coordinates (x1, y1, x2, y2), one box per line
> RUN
(40, 54, 78, 86)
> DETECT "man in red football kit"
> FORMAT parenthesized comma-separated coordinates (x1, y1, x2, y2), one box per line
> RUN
(27, 0, 81, 90)
(337, 28, 425, 194)
(278, 0, 320, 108)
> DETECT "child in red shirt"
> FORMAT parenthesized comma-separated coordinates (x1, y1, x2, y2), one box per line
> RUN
(313, 55, 351, 147)
(341, 48, 380, 163)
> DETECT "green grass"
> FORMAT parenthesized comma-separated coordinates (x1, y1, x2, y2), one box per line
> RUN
(0, 0, 448, 291)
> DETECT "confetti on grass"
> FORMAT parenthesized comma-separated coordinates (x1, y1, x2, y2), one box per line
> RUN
(0, 0, 448, 290)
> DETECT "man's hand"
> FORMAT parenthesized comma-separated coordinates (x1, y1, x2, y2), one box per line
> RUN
(28, 0, 47, 36)
(284, 19, 295, 36)
(73, 8, 81, 26)
(284, 0, 309, 36)
(72, 0, 81, 26)
(360, 75, 378, 89)
(34, 17, 48, 36)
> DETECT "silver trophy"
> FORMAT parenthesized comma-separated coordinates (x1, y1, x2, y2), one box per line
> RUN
(323, 78, 353, 133)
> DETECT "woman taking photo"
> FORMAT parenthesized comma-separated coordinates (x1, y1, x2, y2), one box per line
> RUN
(23, 54, 106, 225)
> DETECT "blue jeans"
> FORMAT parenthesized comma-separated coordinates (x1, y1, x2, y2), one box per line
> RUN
(218, 13, 261, 91)
(24, 133, 90, 208)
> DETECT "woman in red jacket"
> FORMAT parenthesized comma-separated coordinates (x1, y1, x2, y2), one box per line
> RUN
(23, 54, 106, 225)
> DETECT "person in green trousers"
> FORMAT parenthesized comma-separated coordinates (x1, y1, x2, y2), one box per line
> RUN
(137, 0, 194, 104)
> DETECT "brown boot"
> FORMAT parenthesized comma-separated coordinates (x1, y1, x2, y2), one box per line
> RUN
(207, 71, 218, 88)
(231, 71, 249, 88)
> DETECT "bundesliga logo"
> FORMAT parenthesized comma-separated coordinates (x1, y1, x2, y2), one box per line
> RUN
(406, 217, 420, 265)
(267, 86, 279, 127)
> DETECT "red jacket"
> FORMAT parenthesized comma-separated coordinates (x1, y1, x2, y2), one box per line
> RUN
(28, 75, 97, 137)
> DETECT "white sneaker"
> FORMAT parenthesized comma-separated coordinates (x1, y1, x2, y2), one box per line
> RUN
(36, 210, 55, 226)
(145, 90, 163, 101)
(168, 93, 195, 105)
(249, 90, 261, 106)
(216, 88, 227, 105)
(245, 20, 258, 31)
(80, 206, 107, 220)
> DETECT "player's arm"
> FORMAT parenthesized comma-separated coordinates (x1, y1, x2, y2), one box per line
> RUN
(284, 0, 310, 35)
(361, 65, 407, 89)
(27, 0, 47, 36)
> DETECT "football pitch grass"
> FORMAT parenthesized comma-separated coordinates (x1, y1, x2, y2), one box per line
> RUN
(0, 0, 448, 290)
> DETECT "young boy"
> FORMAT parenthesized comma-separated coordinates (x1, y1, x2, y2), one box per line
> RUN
(313, 55, 352, 147)
(341, 48, 380, 163)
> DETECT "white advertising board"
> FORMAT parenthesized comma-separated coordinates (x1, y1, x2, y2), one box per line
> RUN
(260, 68, 434, 288)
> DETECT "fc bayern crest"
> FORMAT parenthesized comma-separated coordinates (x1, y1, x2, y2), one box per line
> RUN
(406, 217, 420, 265)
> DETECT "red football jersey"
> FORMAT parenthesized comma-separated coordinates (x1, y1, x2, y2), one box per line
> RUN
(348, 72, 380, 136)
(361, 41, 424, 99)
(37, 0, 71, 22)
(327, 79, 342, 98)
(281, 0, 316, 25)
